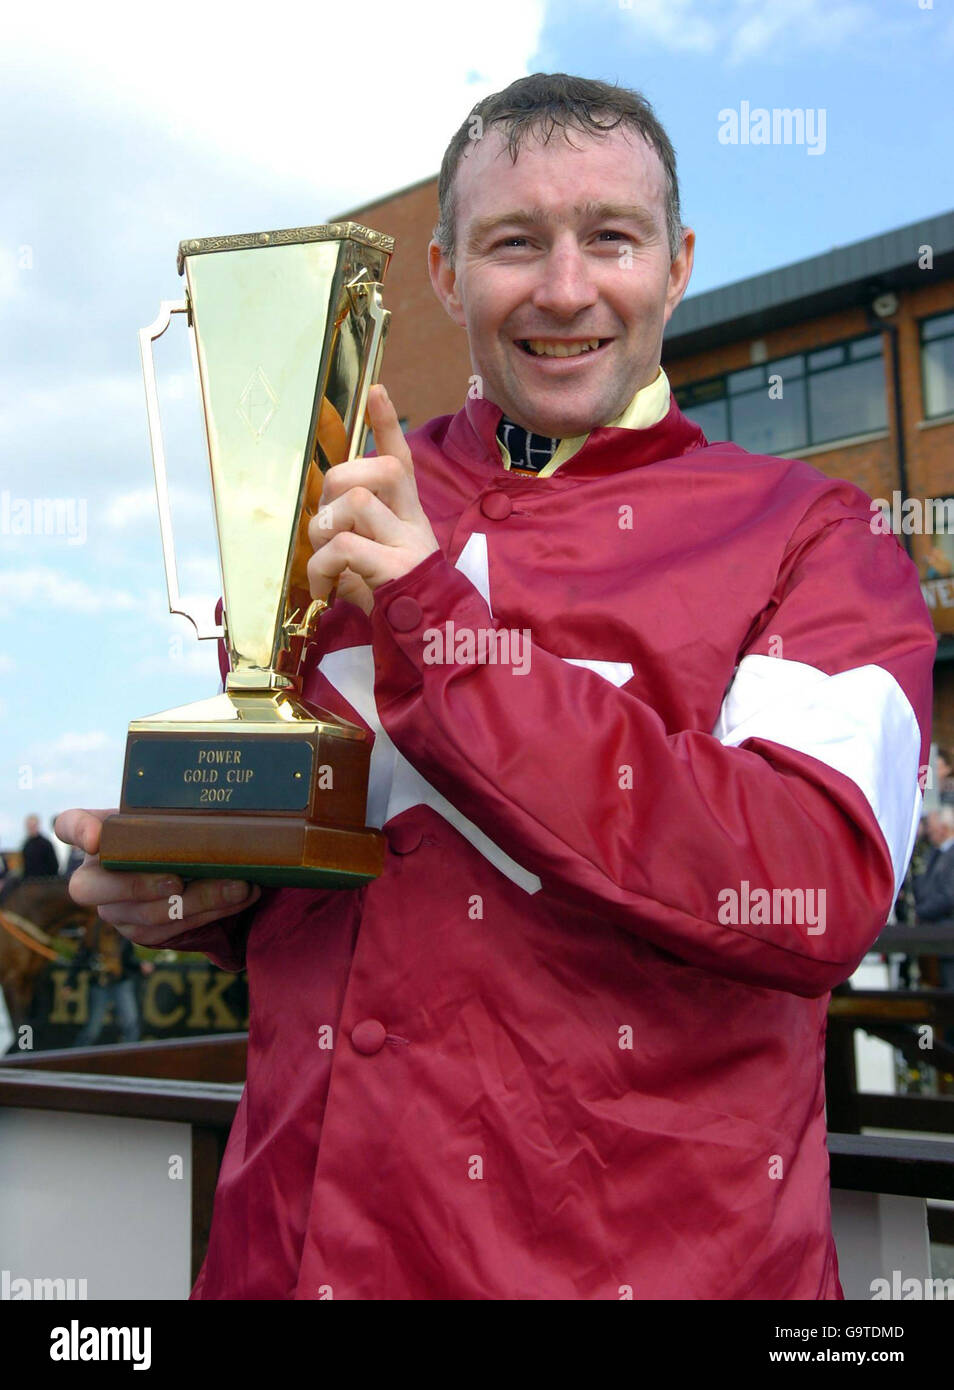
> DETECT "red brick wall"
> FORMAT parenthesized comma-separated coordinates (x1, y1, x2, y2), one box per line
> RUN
(337, 177, 474, 430)
(664, 282, 954, 521)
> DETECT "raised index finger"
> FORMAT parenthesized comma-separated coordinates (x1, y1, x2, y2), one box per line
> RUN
(366, 384, 412, 469)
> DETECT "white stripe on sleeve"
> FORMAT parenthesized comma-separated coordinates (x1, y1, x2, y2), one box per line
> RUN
(713, 654, 922, 897)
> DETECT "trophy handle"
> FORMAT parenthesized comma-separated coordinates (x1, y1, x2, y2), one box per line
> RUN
(139, 300, 226, 641)
(345, 281, 390, 462)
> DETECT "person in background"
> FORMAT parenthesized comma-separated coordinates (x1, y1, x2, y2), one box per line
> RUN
(20, 814, 60, 879)
(936, 748, 954, 807)
(62, 919, 154, 1046)
(913, 807, 954, 925)
(913, 807, 954, 1012)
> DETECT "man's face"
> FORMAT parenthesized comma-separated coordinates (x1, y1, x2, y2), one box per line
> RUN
(429, 122, 693, 438)
(25, 815, 38, 836)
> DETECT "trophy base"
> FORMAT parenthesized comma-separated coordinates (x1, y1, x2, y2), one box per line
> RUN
(100, 814, 385, 889)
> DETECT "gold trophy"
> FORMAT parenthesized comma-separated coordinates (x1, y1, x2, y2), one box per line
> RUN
(99, 224, 393, 887)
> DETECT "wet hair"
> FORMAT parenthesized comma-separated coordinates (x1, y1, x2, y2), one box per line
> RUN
(435, 72, 683, 264)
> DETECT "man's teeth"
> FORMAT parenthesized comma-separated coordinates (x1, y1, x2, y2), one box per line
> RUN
(523, 338, 601, 357)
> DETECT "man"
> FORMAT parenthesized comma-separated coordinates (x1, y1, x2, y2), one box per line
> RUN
(58, 74, 934, 1299)
(913, 807, 954, 1009)
(62, 920, 153, 1046)
(21, 813, 59, 878)
(936, 748, 954, 807)
(912, 807, 954, 923)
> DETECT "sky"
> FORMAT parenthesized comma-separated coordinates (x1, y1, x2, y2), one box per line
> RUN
(1, 0, 952, 859)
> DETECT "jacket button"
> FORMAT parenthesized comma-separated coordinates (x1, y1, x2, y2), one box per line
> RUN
(351, 1019, 387, 1055)
(386, 596, 422, 631)
(480, 490, 513, 520)
(387, 822, 423, 855)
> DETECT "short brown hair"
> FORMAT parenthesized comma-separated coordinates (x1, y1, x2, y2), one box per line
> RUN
(435, 73, 684, 264)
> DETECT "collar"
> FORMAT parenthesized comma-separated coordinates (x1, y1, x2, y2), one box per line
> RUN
(451, 367, 703, 480)
(496, 367, 672, 477)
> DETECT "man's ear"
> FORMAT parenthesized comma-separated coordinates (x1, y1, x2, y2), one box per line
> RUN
(663, 226, 695, 328)
(428, 238, 467, 328)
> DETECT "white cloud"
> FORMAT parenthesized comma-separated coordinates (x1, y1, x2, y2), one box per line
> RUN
(726, 0, 868, 64)
(0, 566, 140, 613)
(3, 1, 546, 200)
(616, 0, 719, 52)
(615, 0, 874, 62)
(0, 653, 15, 674)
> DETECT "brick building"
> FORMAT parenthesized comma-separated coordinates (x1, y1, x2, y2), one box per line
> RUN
(339, 180, 954, 742)
(664, 211, 954, 746)
(336, 178, 473, 431)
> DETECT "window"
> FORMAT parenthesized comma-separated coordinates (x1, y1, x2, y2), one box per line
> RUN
(674, 333, 887, 453)
(920, 311, 954, 419)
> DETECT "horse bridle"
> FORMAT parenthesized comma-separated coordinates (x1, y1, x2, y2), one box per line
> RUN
(0, 908, 68, 962)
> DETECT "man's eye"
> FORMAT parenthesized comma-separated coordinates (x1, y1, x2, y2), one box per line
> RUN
(596, 229, 628, 242)
(494, 236, 529, 248)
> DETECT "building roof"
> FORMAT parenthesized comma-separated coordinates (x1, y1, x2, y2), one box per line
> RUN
(665, 210, 954, 358)
(333, 174, 439, 222)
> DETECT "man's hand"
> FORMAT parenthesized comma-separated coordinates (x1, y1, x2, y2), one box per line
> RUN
(55, 809, 260, 947)
(307, 384, 440, 615)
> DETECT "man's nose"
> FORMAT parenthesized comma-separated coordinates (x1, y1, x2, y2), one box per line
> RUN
(531, 236, 599, 318)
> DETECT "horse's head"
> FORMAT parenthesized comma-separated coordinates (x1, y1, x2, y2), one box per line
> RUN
(2, 877, 98, 939)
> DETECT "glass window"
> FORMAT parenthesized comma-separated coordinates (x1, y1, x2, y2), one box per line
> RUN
(682, 397, 728, 441)
(922, 500, 954, 579)
(727, 366, 765, 394)
(849, 335, 882, 360)
(921, 314, 954, 418)
(923, 337, 954, 417)
(808, 356, 886, 443)
(677, 377, 725, 407)
(807, 346, 843, 370)
(731, 379, 807, 455)
(766, 354, 803, 379)
(675, 333, 886, 452)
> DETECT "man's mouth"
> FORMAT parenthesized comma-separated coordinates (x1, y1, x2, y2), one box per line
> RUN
(517, 338, 608, 358)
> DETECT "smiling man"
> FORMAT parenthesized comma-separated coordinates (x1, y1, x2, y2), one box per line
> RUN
(430, 120, 689, 440)
(60, 74, 935, 1300)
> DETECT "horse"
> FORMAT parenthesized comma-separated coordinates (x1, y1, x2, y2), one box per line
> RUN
(0, 876, 99, 1034)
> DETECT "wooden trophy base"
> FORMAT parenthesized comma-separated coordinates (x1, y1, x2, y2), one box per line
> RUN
(99, 813, 384, 888)
(98, 690, 385, 890)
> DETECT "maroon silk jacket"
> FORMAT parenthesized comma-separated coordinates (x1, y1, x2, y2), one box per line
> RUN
(172, 392, 934, 1299)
